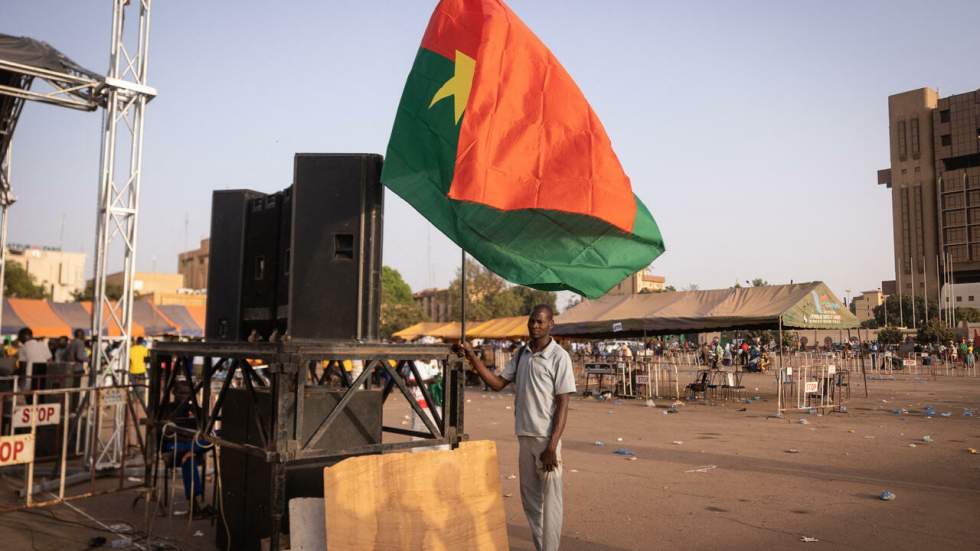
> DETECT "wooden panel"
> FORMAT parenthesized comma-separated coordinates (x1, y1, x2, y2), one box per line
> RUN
(323, 440, 509, 550)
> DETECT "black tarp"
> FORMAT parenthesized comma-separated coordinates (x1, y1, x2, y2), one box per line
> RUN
(0, 34, 100, 80)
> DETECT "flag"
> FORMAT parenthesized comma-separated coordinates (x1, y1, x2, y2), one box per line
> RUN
(382, 0, 665, 298)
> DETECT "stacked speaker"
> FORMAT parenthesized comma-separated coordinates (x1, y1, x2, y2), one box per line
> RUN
(205, 153, 383, 342)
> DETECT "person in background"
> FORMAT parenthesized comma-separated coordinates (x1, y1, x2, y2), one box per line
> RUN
(65, 329, 88, 366)
(129, 337, 150, 384)
(53, 336, 68, 362)
(17, 327, 51, 389)
(161, 380, 214, 518)
(3, 336, 17, 357)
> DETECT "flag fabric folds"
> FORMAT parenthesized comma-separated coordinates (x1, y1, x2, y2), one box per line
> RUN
(383, 0, 665, 298)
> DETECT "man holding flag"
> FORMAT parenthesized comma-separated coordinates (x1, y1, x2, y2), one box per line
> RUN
(455, 305, 574, 551)
(384, 0, 665, 545)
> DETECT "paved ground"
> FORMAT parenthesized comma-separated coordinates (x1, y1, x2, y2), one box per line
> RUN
(1, 371, 978, 550)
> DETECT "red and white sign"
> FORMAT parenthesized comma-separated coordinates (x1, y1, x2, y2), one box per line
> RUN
(804, 381, 819, 393)
(12, 403, 62, 429)
(0, 434, 34, 466)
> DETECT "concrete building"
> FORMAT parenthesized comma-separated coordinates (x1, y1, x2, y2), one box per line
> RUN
(87, 271, 185, 299)
(606, 270, 666, 295)
(178, 238, 209, 290)
(414, 288, 451, 323)
(851, 290, 884, 323)
(941, 282, 980, 310)
(5, 244, 86, 302)
(878, 87, 980, 306)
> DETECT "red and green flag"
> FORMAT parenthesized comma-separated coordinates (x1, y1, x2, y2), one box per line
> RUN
(382, 0, 665, 299)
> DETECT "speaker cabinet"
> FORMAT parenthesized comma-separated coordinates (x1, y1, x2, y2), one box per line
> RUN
(205, 190, 263, 340)
(216, 387, 382, 551)
(204, 153, 383, 341)
(289, 153, 383, 341)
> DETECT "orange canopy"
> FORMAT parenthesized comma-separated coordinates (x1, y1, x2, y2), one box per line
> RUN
(8, 298, 71, 337)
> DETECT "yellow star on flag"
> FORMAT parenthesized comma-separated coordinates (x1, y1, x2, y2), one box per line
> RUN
(429, 50, 475, 124)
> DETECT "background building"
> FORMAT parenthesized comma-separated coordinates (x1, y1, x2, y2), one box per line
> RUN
(87, 271, 190, 305)
(878, 87, 980, 306)
(851, 290, 884, 323)
(178, 238, 209, 290)
(5, 244, 86, 302)
(606, 270, 666, 295)
(414, 288, 451, 323)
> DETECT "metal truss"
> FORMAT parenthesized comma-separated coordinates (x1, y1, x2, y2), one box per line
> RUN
(89, 0, 157, 469)
(0, 58, 100, 112)
(146, 341, 467, 551)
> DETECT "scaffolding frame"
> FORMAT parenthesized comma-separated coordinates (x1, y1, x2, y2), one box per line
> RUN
(0, 0, 156, 470)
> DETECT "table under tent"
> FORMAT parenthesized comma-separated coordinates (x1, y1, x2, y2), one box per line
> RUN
(552, 281, 863, 414)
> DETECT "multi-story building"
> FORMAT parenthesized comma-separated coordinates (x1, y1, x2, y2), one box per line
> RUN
(851, 290, 884, 323)
(414, 288, 451, 323)
(878, 87, 980, 305)
(178, 238, 209, 290)
(86, 271, 185, 300)
(605, 269, 666, 295)
(5, 244, 86, 302)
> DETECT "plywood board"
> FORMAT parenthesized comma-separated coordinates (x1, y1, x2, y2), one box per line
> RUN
(323, 440, 509, 550)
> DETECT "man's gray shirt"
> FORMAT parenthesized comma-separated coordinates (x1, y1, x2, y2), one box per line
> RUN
(501, 339, 576, 438)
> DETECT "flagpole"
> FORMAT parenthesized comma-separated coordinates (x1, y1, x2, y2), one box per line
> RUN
(460, 248, 466, 342)
(910, 256, 916, 329)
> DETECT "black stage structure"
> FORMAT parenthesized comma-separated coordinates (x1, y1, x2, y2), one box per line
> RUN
(146, 341, 466, 550)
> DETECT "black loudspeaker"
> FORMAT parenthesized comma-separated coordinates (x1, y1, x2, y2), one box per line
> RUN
(216, 387, 382, 551)
(241, 192, 286, 340)
(289, 153, 383, 341)
(204, 153, 383, 341)
(205, 190, 263, 340)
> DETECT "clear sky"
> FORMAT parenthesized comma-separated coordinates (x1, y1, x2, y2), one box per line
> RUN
(3, 0, 979, 305)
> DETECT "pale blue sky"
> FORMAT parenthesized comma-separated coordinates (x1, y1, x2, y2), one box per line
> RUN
(3, 0, 979, 304)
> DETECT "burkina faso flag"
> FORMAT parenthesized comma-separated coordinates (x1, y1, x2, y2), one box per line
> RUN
(382, 0, 665, 299)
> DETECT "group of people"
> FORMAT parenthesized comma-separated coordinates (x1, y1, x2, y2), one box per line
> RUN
(698, 339, 773, 372)
(0, 326, 151, 387)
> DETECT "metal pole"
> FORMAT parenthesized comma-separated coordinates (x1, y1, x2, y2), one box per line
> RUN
(951, 253, 957, 330)
(923, 255, 928, 322)
(936, 254, 943, 326)
(460, 249, 466, 341)
(0, 146, 13, 335)
(897, 263, 904, 327)
(0, 203, 9, 334)
(910, 256, 916, 329)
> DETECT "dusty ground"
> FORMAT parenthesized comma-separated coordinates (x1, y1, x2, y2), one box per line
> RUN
(1, 371, 978, 550)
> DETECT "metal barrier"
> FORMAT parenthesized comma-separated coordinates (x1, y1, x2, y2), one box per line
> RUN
(0, 381, 146, 512)
(776, 363, 846, 416)
(634, 360, 680, 400)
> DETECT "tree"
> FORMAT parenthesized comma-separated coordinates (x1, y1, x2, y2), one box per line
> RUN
(872, 294, 938, 328)
(447, 258, 556, 320)
(4, 261, 50, 299)
(751, 278, 768, 287)
(663, 285, 677, 292)
(917, 319, 954, 345)
(381, 266, 414, 304)
(876, 326, 904, 345)
(954, 307, 980, 323)
(379, 266, 426, 338)
(684, 283, 700, 292)
(71, 281, 123, 302)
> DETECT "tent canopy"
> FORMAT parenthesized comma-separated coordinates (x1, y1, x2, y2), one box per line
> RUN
(392, 322, 454, 341)
(553, 281, 859, 338)
(466, 316, 528, 340)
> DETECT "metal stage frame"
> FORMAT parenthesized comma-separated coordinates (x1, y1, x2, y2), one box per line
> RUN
(0, 0, 157, 470)
(145, 340, 467, 551)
